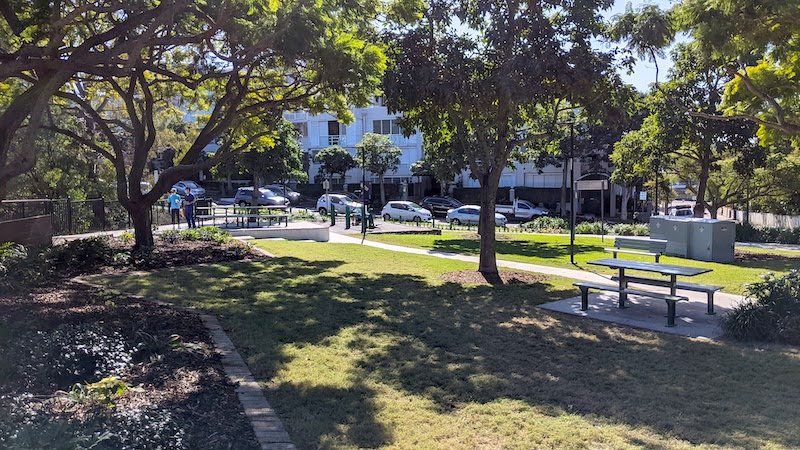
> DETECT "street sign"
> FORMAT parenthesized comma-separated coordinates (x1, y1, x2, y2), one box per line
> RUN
(639, 191, 648, 201)
(574, 179, 608, 191)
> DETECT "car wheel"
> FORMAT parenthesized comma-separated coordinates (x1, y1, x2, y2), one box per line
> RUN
(383, 214, 391, 221)
(413, 216, 421, 223)
(451, 218, 461, 225)
(318, 207, 327, 215)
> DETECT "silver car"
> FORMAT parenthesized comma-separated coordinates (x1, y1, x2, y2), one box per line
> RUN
(446, 205, 508, 226)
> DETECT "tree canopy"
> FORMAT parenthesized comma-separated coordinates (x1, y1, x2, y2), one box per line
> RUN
(314, 145, 356, 181)
(355, 133, 401, 205)
(384, 0, 623, 274)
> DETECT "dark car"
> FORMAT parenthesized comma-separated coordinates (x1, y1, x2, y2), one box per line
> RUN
(263, 184, 301, 204)
(234, 187, 289, 206)
(420, 196, 464, 216)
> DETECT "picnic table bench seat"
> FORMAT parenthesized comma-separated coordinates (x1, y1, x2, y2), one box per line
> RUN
(610, 275, 722, 315)
(573, 281, 688, 327)
(605, 237, 668, 262)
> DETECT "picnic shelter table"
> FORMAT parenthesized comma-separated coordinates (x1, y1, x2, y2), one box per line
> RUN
(197, 204, 290, 227)
(588, 258, 712, 307)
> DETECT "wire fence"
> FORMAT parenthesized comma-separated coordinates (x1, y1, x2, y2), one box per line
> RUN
(0, 198, 174, 236)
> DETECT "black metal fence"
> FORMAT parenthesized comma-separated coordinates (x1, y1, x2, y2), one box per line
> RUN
(0, 198, 173, 236)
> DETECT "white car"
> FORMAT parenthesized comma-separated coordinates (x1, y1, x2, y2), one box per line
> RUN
(446, 205, 508, 226)
(381, 201, 433, 222)
(316, 194, 363, 215)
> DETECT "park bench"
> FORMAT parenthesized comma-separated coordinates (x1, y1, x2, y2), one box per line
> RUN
(605, 237, 668, 262)
(573, 281, 689, 327)
(611, 275, 722, 315)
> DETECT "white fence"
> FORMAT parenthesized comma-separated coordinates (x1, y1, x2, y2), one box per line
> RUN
(721, 207, 800, 229)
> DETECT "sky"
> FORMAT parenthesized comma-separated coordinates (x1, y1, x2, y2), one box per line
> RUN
(606, 0, 682, 92)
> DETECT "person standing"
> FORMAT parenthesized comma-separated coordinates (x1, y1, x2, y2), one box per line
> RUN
(168, 188, 182, 227)
(183, 186, 197, 228)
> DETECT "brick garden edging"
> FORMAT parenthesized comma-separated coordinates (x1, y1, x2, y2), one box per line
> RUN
(72, 276, 295, 450)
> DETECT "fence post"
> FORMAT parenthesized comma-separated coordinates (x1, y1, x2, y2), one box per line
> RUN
(66, 196, 73, 234)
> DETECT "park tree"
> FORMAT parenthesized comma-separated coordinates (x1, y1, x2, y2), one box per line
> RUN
(675, 0, 800, 139)
(41, 0, 385, 248)
(355, 133, 401, 205)
(314, 145, 356, 183)
(383, 0, 620, 275)
(411, 144, 466, 196)
(0, 1, 220, 200)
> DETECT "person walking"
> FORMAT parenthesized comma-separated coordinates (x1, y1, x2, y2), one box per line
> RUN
(183, 186, 197, 228)
(168, 188, 182, 228)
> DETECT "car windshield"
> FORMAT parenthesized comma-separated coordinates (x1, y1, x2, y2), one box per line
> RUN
(183, 181, 198, 188)
(260, 189, 276, 196)
(409, 203, 426, 211)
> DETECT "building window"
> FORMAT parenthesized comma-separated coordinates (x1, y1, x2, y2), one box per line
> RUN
(372, 119, 402, 135)
(328, 120, 345, 135)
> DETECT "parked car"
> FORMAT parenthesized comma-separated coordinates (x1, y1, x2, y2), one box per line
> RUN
(234, 187, 289, 206)
(381, 201, 433, 222)
(172, 180, 206, 198)
(420, 196, 464, 216)
(264, 184, 301, 204)
(668, 206, 694, 217)
(446, 205, 508, 226)
(495, 199, 550, 220)
(316, 194, 363, 215)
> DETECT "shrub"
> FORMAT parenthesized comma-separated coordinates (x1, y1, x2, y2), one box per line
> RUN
(521, 216, 568, 233)
(45, 237, 113, 272)
(612, 223, 650, 236)
(736, 223, 800, 244)
(160, 229, 179, 244)
(0, 242, 27, 275)
(574, 221, 610, 235)
(67, 376, 129, 408)
(177, 226, 230, 243)
(118, 231, 134, 245)
(721, 271, 800, 345)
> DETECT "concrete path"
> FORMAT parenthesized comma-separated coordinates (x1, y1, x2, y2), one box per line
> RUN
(329, 231, 743, 338)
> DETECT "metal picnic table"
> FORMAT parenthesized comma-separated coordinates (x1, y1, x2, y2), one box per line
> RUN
(587, 258, 712, 307)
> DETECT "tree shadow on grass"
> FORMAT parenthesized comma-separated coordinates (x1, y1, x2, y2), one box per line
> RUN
(428, 237, 604, 261)
(109, 257, 800, 449)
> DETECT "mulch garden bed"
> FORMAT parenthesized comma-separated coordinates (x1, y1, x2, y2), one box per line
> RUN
(0, 283, 260, 450)
(440, 270, 547, 285)
(0, 233, 268, 449)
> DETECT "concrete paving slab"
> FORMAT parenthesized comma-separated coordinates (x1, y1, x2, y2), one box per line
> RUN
(540, 292, 732, 339)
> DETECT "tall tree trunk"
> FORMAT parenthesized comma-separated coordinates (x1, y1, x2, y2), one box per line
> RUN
(129, 203, 154, 248)
(478, 171, 501, 276)
(694, 151, 711, 218)
(379, 173, 386, 205)
(440, 179, 447, 196)
(621, 187, 630, 221)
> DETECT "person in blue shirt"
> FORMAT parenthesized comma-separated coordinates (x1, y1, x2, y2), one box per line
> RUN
(167, 188, 182, 226)
(183, 187, 197, 228)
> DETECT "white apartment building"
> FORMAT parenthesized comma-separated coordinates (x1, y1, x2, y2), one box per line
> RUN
(285, 100, 423, 187)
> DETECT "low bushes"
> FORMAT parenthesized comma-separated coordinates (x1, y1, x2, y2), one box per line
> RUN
(521, 216, 568, 233)
(722, 271, 800, 345)
(45, 236, 114, 272)
(736, 223, 800, 244)
(520, 218, 649, 236)
(161, 226, 231, 244)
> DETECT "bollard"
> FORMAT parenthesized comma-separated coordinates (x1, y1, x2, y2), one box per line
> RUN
(345, 206, 351, 229)
(331, 209, 336, 226)
(368, 209, 375, 229)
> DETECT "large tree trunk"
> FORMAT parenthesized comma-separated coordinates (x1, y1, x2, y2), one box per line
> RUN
(694, 151, 711, 218)
(129, 203, 154, 248)
(478, 172, 501, 276)
(379, 173, 386, 205)
(621, 187, 630, 221)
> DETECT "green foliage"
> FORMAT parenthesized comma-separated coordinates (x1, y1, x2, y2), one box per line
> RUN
(67, 376, 129, 408)
(722, 271, 800, 345)
(45, 237, 113, 272)
(612, 223, 650, 236)
(176, 226, 231, 244)
(521, 217, 569, 233)
(575, 221, 611, 235)
(119, 231, 134, 245)
(0, 242, 26, 275)
(314, 145, 356, 179)
(355, 133, 402, 176)
(736, 223, 800, 245)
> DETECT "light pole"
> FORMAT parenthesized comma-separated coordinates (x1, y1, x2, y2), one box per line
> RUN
(569, 121, 576, 265)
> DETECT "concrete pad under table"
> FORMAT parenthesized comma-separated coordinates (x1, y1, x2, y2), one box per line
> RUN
(539, 292, 735, 339)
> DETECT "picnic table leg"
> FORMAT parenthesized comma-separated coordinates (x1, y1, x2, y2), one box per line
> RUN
(666, 300, 677, 327)
(618, 268, 627, 308)
(669, 275, 677, 296)
(580, 287, 589, 311)
(707, 292, 715, 315)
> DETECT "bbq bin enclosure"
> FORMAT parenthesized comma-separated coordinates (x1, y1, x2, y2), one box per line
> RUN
(650, 217, 735, 263)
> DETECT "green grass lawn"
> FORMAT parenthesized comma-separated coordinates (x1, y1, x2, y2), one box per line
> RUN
(95, 241, 800, 449)
(362, 231, 800, 295)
